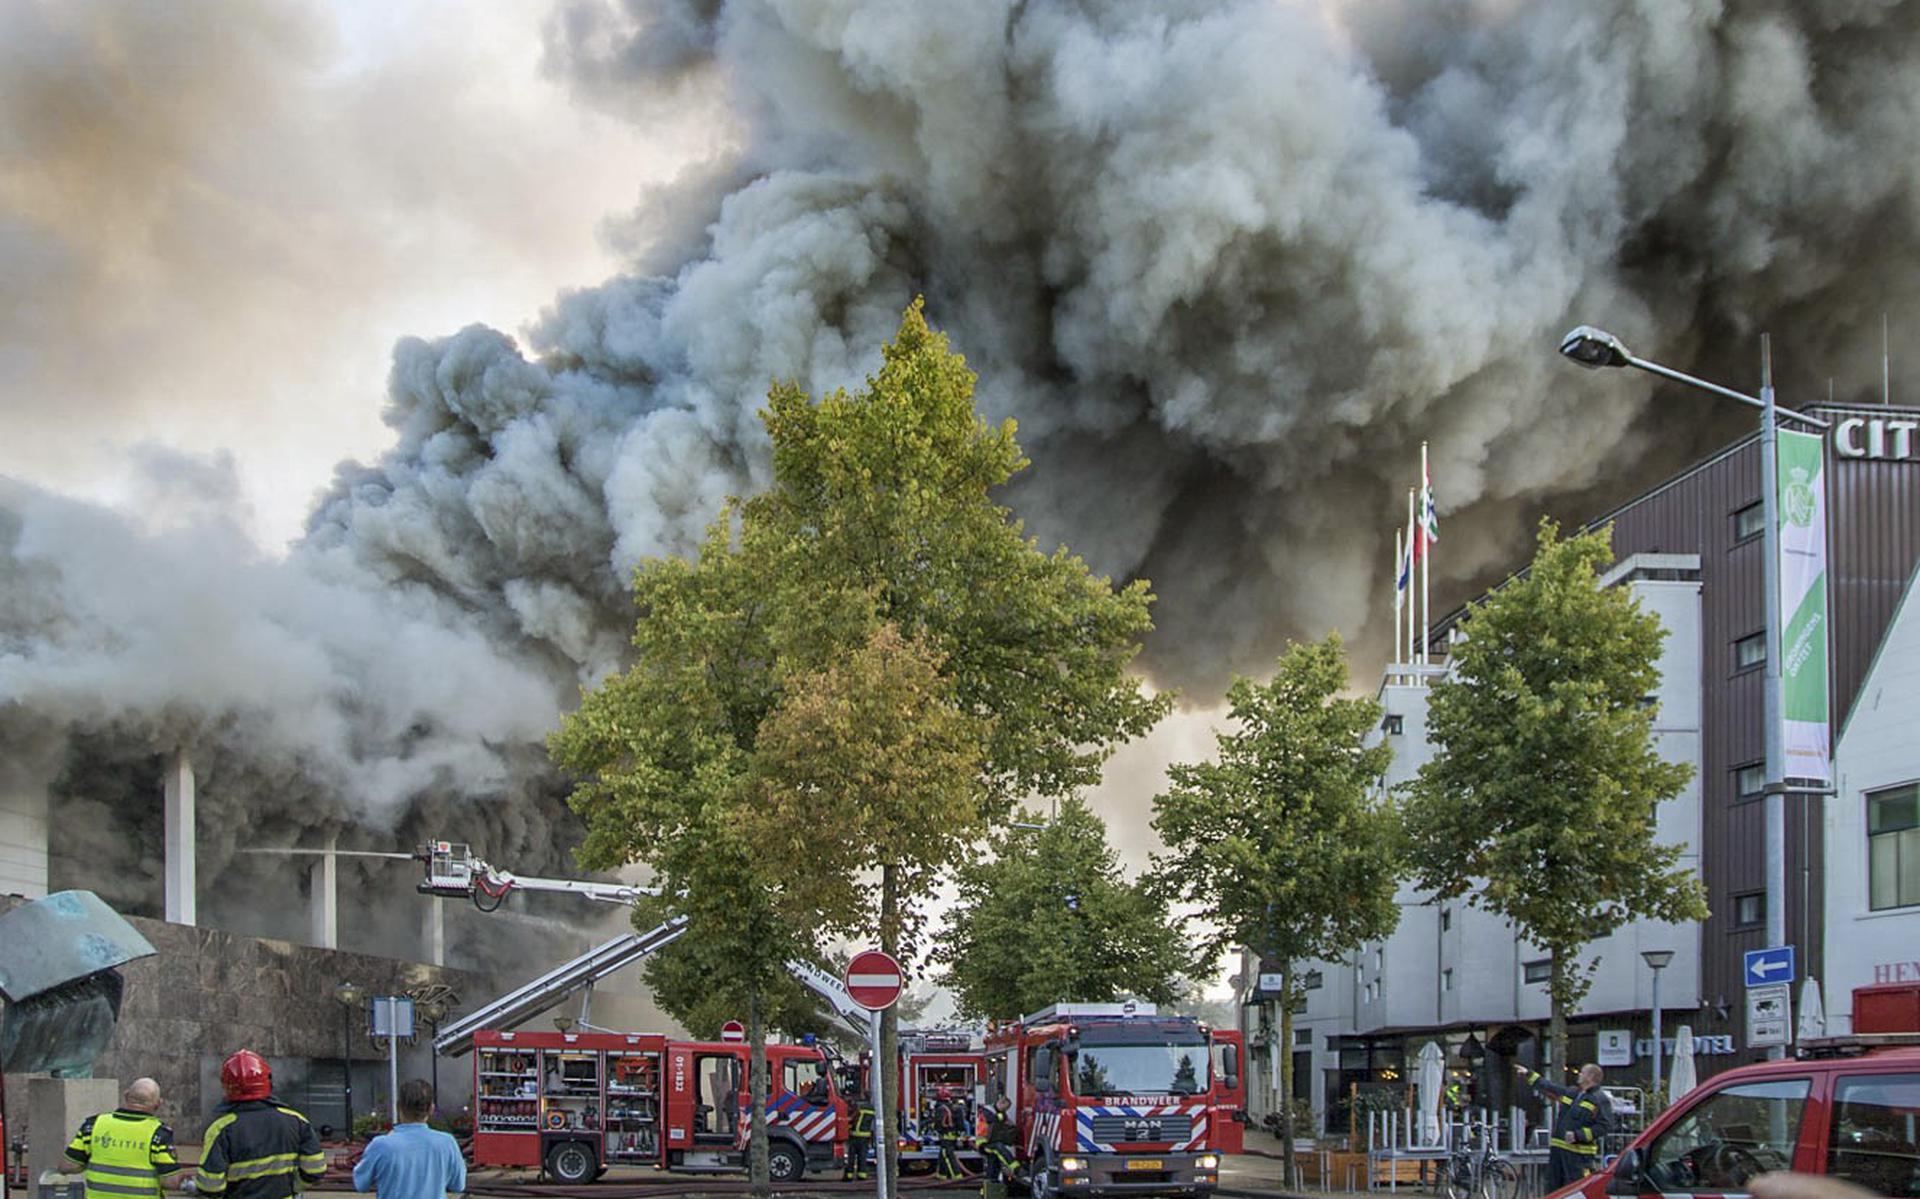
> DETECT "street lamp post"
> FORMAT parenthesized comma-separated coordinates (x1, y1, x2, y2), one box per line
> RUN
(1641, 950, 1674, 1100)
(334, 982, 364, 1138)
(1560, 326, 1828, 1060)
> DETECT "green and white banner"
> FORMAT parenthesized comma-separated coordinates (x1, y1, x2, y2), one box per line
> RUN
(1777, 428, 1831, 784)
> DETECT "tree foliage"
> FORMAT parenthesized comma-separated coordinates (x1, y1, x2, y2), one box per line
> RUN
(936, 795, 1194, 1021)
(1149, 634, 1401, 1180)
(550, 299, 1169, 1190)
(1400, 520, 1707, 1068)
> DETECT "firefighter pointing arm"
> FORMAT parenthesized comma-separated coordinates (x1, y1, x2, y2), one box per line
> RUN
(1516, 1062, 1612, 1190)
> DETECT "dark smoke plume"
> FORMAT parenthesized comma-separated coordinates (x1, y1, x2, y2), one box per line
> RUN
(6, 0, 1920, 922)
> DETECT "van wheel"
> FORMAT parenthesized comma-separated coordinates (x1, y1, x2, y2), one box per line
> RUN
(547, 1141, 596, 1185)
(767, 1141, 805, 1182)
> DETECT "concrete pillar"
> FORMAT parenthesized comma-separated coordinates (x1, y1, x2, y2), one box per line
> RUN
(0, 772, 50, 899)
(162, 751, 194, 925)
(28, 1077, 118, 1190)
(309, 836, 338, 950)
(421, 898, 444, 967)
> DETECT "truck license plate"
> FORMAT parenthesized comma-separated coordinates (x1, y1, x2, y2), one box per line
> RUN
(1127, 1160, 1164, 1171)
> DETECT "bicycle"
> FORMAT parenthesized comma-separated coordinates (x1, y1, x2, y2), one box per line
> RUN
(1442, 1119, 1520, 1199)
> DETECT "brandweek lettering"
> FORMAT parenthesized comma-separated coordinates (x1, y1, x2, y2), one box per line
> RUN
(1833, 416, 1920, 461)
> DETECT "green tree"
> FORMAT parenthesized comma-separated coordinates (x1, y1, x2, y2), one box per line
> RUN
(936, 795, 1195, 1021)
(1400, 521, 1707, 1072)
(1150, 634, 1402, 1183)
(553, 300, 1169, 1191)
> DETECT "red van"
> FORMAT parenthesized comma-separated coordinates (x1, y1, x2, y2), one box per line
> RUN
(1559, 985, 1920, 1199)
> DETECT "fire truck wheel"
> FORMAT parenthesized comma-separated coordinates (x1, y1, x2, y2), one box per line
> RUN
(1028, 1164, 1055, 1199)
(766, 1141, 805, 1182)
(546, 1141, 597, 1185)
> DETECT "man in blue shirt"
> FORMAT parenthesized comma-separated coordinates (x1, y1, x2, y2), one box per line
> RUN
(353, 1081, 466, 1199)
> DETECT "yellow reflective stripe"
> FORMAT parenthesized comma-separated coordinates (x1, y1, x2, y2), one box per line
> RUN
(228, 1153, 301, 1180)
(84, 1165, 157, 1179)
(297, 1155, 327, 1171)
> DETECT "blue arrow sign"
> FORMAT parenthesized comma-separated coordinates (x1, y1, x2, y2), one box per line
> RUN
(1745, 946, 1797, 988)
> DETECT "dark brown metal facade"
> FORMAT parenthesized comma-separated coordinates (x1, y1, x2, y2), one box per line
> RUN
(1591, 403, 1920, 1060)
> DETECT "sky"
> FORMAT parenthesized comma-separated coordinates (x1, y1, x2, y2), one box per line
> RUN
(0, 0, 723, 544)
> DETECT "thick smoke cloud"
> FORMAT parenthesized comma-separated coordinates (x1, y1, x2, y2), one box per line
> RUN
(7, 0, 1920, 928)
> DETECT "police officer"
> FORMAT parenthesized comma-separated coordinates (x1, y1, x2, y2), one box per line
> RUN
(977, 1097, 1023, 1199)
(58, 1078, 181, 1199)
(196, 1051, 327, 1199)
(1516, 1062, 1612, 1188)
(844, 1091, 876, 1182)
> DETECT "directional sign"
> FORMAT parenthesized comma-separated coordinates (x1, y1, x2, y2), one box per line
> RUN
(1745, 946, 1797, 988)
(845, 949, 904, 1011)
(720, 1019, 746, 1043)
(1747, 983, 1793, 1048)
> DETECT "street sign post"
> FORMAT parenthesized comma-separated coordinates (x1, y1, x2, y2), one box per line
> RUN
(1747, 983, 1793, 1048)
(844, 951, 902, 1199)
(719, 1019, 746, 1043)
(1745, 946, 1797, 988)
(370, 997, 414, 1123)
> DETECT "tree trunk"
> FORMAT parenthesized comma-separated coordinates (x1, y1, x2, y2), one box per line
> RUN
(749, 981, 771, 1198)
(880, 862, 901, 1194)
(1548, 949, 1569, 1082)
(1278, 973, 1299, 1189)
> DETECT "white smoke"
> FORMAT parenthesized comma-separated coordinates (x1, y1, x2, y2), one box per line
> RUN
(6, 0, 1920, 926)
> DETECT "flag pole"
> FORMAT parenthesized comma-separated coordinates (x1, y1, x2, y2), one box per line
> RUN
(1421, 442, 1431, 673)
(1406, 487, 1417, 674)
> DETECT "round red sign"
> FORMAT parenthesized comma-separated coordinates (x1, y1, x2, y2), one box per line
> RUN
(720, 1019, 746, 1042)
(844, 950, 903, 1011)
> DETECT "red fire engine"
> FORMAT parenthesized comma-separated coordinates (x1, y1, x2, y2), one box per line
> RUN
(984, 1002, 1245, 1197)
(470, 1029, 847, 1184)
(852, 1031, 987, 1171)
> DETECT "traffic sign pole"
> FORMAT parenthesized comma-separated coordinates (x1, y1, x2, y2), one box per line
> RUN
(870, 1008, 889, 1199)
(843, 951, 902, 1199)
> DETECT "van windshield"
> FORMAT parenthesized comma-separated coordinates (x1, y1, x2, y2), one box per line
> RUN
(1072, 1040, 1210, 1096)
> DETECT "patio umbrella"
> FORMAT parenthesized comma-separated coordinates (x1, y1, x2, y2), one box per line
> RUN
(1799, 977, 1827, 1041)
(1417, 1040, 1445, 1145)
(1667, 1025, 1698, 1101)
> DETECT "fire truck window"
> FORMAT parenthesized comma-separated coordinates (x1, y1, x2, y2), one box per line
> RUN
(1642, 1078, 1808, 1193)
(985, 1056, 1005, 1103)
(785, 1059, 829, 1105)
(1073, 1040, 1210, 1096)
(1828, 1073, 1920, 1197)
(695, 1055, 741, 1139)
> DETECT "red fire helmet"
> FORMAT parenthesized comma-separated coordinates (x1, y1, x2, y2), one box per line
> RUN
(222, 1049, 272, 1101)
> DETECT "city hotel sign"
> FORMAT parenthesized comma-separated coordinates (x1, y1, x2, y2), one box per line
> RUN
(1832, 415, 1920, 461)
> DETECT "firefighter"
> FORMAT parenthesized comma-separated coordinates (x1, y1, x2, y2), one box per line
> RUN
(195, 1051, 327, 1199)
(844, 1091, 876, 1181)
(1515, 1062, 1612, 1189)
(57, 1078, 181, 1199)
(932, 1090, 964, 1180)
(977, 1097, 1023, 1199)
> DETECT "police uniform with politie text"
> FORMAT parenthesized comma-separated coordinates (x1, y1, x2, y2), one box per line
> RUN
(58, 1079, 182, 1199)
(1516, 1062, 1612, 1189)
(195, 1051, 327, 1199)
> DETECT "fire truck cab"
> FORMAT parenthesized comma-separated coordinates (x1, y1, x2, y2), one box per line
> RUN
(984, 1003, 1246, 1198)
(470, 1029, 846, 1184)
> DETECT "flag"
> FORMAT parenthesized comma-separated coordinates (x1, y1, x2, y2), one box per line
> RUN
(1394, 534, 1412, 607)
(1420, 459, 1436, 553)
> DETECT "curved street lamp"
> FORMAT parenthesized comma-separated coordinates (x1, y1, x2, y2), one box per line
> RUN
(1559, 326, 1829, 1058)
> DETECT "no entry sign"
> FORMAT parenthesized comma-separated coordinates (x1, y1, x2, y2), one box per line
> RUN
(720, 1019, 746, 1042)
(844, 950, 903, 1011)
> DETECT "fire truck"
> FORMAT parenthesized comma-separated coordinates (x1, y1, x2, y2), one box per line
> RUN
(855, 1030, 987, 1172)
(984, 1002, 1246, 1198)
(469, 1028, 848, 1184)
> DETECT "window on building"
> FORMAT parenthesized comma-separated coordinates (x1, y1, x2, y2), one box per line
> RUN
(1382, 714, 1404, 735)
(1295, 1026, 1314, 1048)
(1733, 501, 1765, 543)
(1375, 949, 1384, 970)
(1734, 891, 1766, 929)
(1734, 631, 1767, 672)
(1440, 908, 1452, 932)
(1869, 784, 1920, 911)
(1442, 969, 1454, 992)
(1523, 959, 1551, 985)
(1302, 970, 1324, 991)
(1735, 763, 1767, 802)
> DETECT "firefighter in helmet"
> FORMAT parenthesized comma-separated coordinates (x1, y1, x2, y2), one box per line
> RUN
(844, 1088, 876, 1182)
(931, 1088, 965, 1180)
(195, 1051, 327, 1199)
(977, 1096, 1023, 1199)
